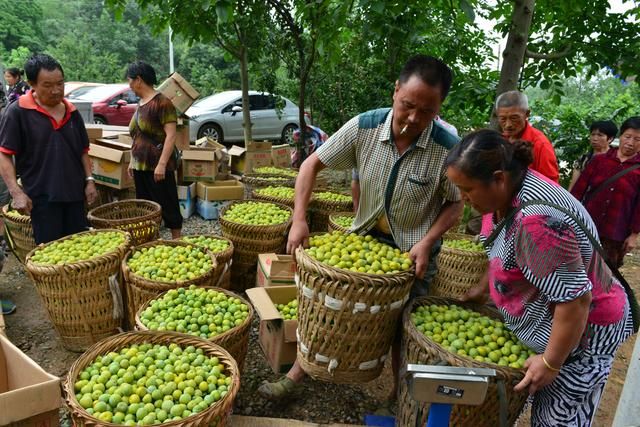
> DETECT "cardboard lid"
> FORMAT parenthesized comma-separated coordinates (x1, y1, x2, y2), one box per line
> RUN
(89, 142, 128, 162)
(0, 334, 61, 424)
(246, 287, 297, 342)
(181, 147, 221, 161)
(228, 145, 246, 156)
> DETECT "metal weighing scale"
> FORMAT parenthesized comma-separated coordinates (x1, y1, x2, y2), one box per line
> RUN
(365, 364, 496, 427)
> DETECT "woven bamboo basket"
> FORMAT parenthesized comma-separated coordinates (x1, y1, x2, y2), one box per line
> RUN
(251, 188, 296, 209)
(180, 235, 234, 289)
(63, 331, 239, 427)
(398, 296, 528, 427)
(294, 246, 414, 383)
(1, 204, 36, 263)
(121, 240, 219, 327)
(241, 174, 295, 199)
(219, 200, 292, 292)
(430, 232, 489, 300)
(309, 193, 353, 232)
(327, 212, 355, 233)
(24, 229, 132, 352)
(135, 287, 254, 371)
(87, 199, 162, 246)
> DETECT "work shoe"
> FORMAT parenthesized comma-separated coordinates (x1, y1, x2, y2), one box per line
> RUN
(1, 300, 16, 315)
(257, 376, 302, 401)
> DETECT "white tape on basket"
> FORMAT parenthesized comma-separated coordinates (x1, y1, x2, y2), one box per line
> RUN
(299, 341, 309, 355)
(317, 292, 325, 303)
(359, 358, 379, 370)
(390, 299, 404, 310)
(315, 353, 330, 364)
(380, 354, 388, 362)
(108, 273, 124, 320)
(302, 285, 314, 300)
(352, 302, 367, 314)
(369, 305, 381, 314)
(294, 273, 301, 287)
(215, 261, 231, 287)
(324, 295, 343, 311)
(328, 359, 338, 373)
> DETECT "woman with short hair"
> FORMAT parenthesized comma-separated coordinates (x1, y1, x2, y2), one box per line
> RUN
(446, 129, 633, 426)
(126, 61, 182, 238)
(568, 120, 617, 191)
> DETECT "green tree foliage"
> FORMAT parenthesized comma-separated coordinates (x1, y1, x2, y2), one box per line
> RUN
(0, 0, 44, 55)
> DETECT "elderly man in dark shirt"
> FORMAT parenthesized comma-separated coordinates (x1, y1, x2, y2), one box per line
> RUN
(0, 54, 96, 244)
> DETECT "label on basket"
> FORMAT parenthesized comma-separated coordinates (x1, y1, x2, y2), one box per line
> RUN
(108, 273, 123, 319)
(324, 295, 343, 311)
(301, 285, 314, 300)
(359, 358, 379, 370)
(369, 305, 381, 314)
(352, 302, 367, 313)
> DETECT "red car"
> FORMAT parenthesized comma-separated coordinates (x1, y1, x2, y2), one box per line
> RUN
(73, 83, 140, 126)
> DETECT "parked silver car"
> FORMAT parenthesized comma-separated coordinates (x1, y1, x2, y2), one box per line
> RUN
(187, 90, 300, 145)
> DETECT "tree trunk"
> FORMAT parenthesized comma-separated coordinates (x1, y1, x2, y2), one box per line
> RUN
(239, 45, 253, 144)
(491, 0, 536, 128)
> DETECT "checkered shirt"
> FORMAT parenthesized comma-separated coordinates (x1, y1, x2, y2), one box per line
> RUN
(315, 108, 461, 252)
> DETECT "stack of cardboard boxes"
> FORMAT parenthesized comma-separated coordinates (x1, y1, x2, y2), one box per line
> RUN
(228, 140, 294, 174)
(247, 253, 299, 374)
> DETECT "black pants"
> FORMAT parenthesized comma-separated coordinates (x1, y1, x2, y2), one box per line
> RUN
(30, 197, 88, 244)
(133, 170, 183, 230)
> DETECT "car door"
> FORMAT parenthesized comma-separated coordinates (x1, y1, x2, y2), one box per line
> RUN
(105, 90, 139, 126)
(249, 94, 279, 139)
(217, 97, 243, 142)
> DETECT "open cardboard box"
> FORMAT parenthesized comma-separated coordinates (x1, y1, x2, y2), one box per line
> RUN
(0, 334, 60, 426)
(228, 146, 273, 174)
(256, 254, 296, 287)
(246, 286, 298, 374)
(196, 180, 244, 201)
(271, 144, 292, 168)
(181, 145, 225, 182)
(157, 72, 199, 116)
(89, 138, 134, 189)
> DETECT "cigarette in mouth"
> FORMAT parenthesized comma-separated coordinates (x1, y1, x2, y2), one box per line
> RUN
(400, 125, 408, 135)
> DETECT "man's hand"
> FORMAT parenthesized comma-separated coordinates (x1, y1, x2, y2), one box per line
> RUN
(11, 191, 32, 215)
(410, 238, 433, 279)
(461, 284, 489, 304)
(154, 163, 166, 182)
(127, 164, 134, 178)
(514, 355, 560, 395)
(623, 233, 638, 255)
(287, 220, 310, 254)
(85, 181, 98, 205)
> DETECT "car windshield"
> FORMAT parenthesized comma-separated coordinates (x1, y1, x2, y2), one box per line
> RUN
(75, 85, 127, 102)
(66, 86, 101, 99)
(192, 92, 241, 110)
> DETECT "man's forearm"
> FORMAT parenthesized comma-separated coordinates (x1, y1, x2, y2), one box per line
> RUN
(81, 152, 93, 178)
(421, 200, 464, 246)
(0, 153, 22, 196)
(293, 153, 325, 223)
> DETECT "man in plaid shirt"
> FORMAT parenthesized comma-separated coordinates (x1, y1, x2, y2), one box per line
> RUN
(259, 54, 463, 402)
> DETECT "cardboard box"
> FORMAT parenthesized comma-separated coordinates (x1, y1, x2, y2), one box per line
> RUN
(89, 138, 134, 189)
(118, 133, 133, 146)
(246, 286, 298, 374)
(157, 72, 199, 116)
(196, 199, 231, 220)
(84, 124, 103, 142)
(196, 180, 244, 201)
(181, 147, 223, 182)
(176, 116, 190, 151)
(271, 144, 292, 168)
(177, 181, 196, 219)
(256, 254, 296, 287)
(231, 416, 362, 426)
(0, 334, 61, 426)
(247, 140, 272, 151)
(228, 146, 273, 174)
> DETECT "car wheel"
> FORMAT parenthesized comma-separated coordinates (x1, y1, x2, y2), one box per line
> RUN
(94, 116, 107, 125)
(281, 124, 298, 145)
(198, 123, 223, 144)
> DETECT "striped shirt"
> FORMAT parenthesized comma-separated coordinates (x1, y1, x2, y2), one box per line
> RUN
(315, 108, 460, 252)
(480, 171, 632, 357)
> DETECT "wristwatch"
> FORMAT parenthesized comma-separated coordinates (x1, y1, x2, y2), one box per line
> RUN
(86, 176, 96, 183)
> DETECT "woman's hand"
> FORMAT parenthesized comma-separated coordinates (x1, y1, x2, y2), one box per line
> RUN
(154, 163, 166, 182)
(461, 284, 489, 304)
(514, 354, 560, 395)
